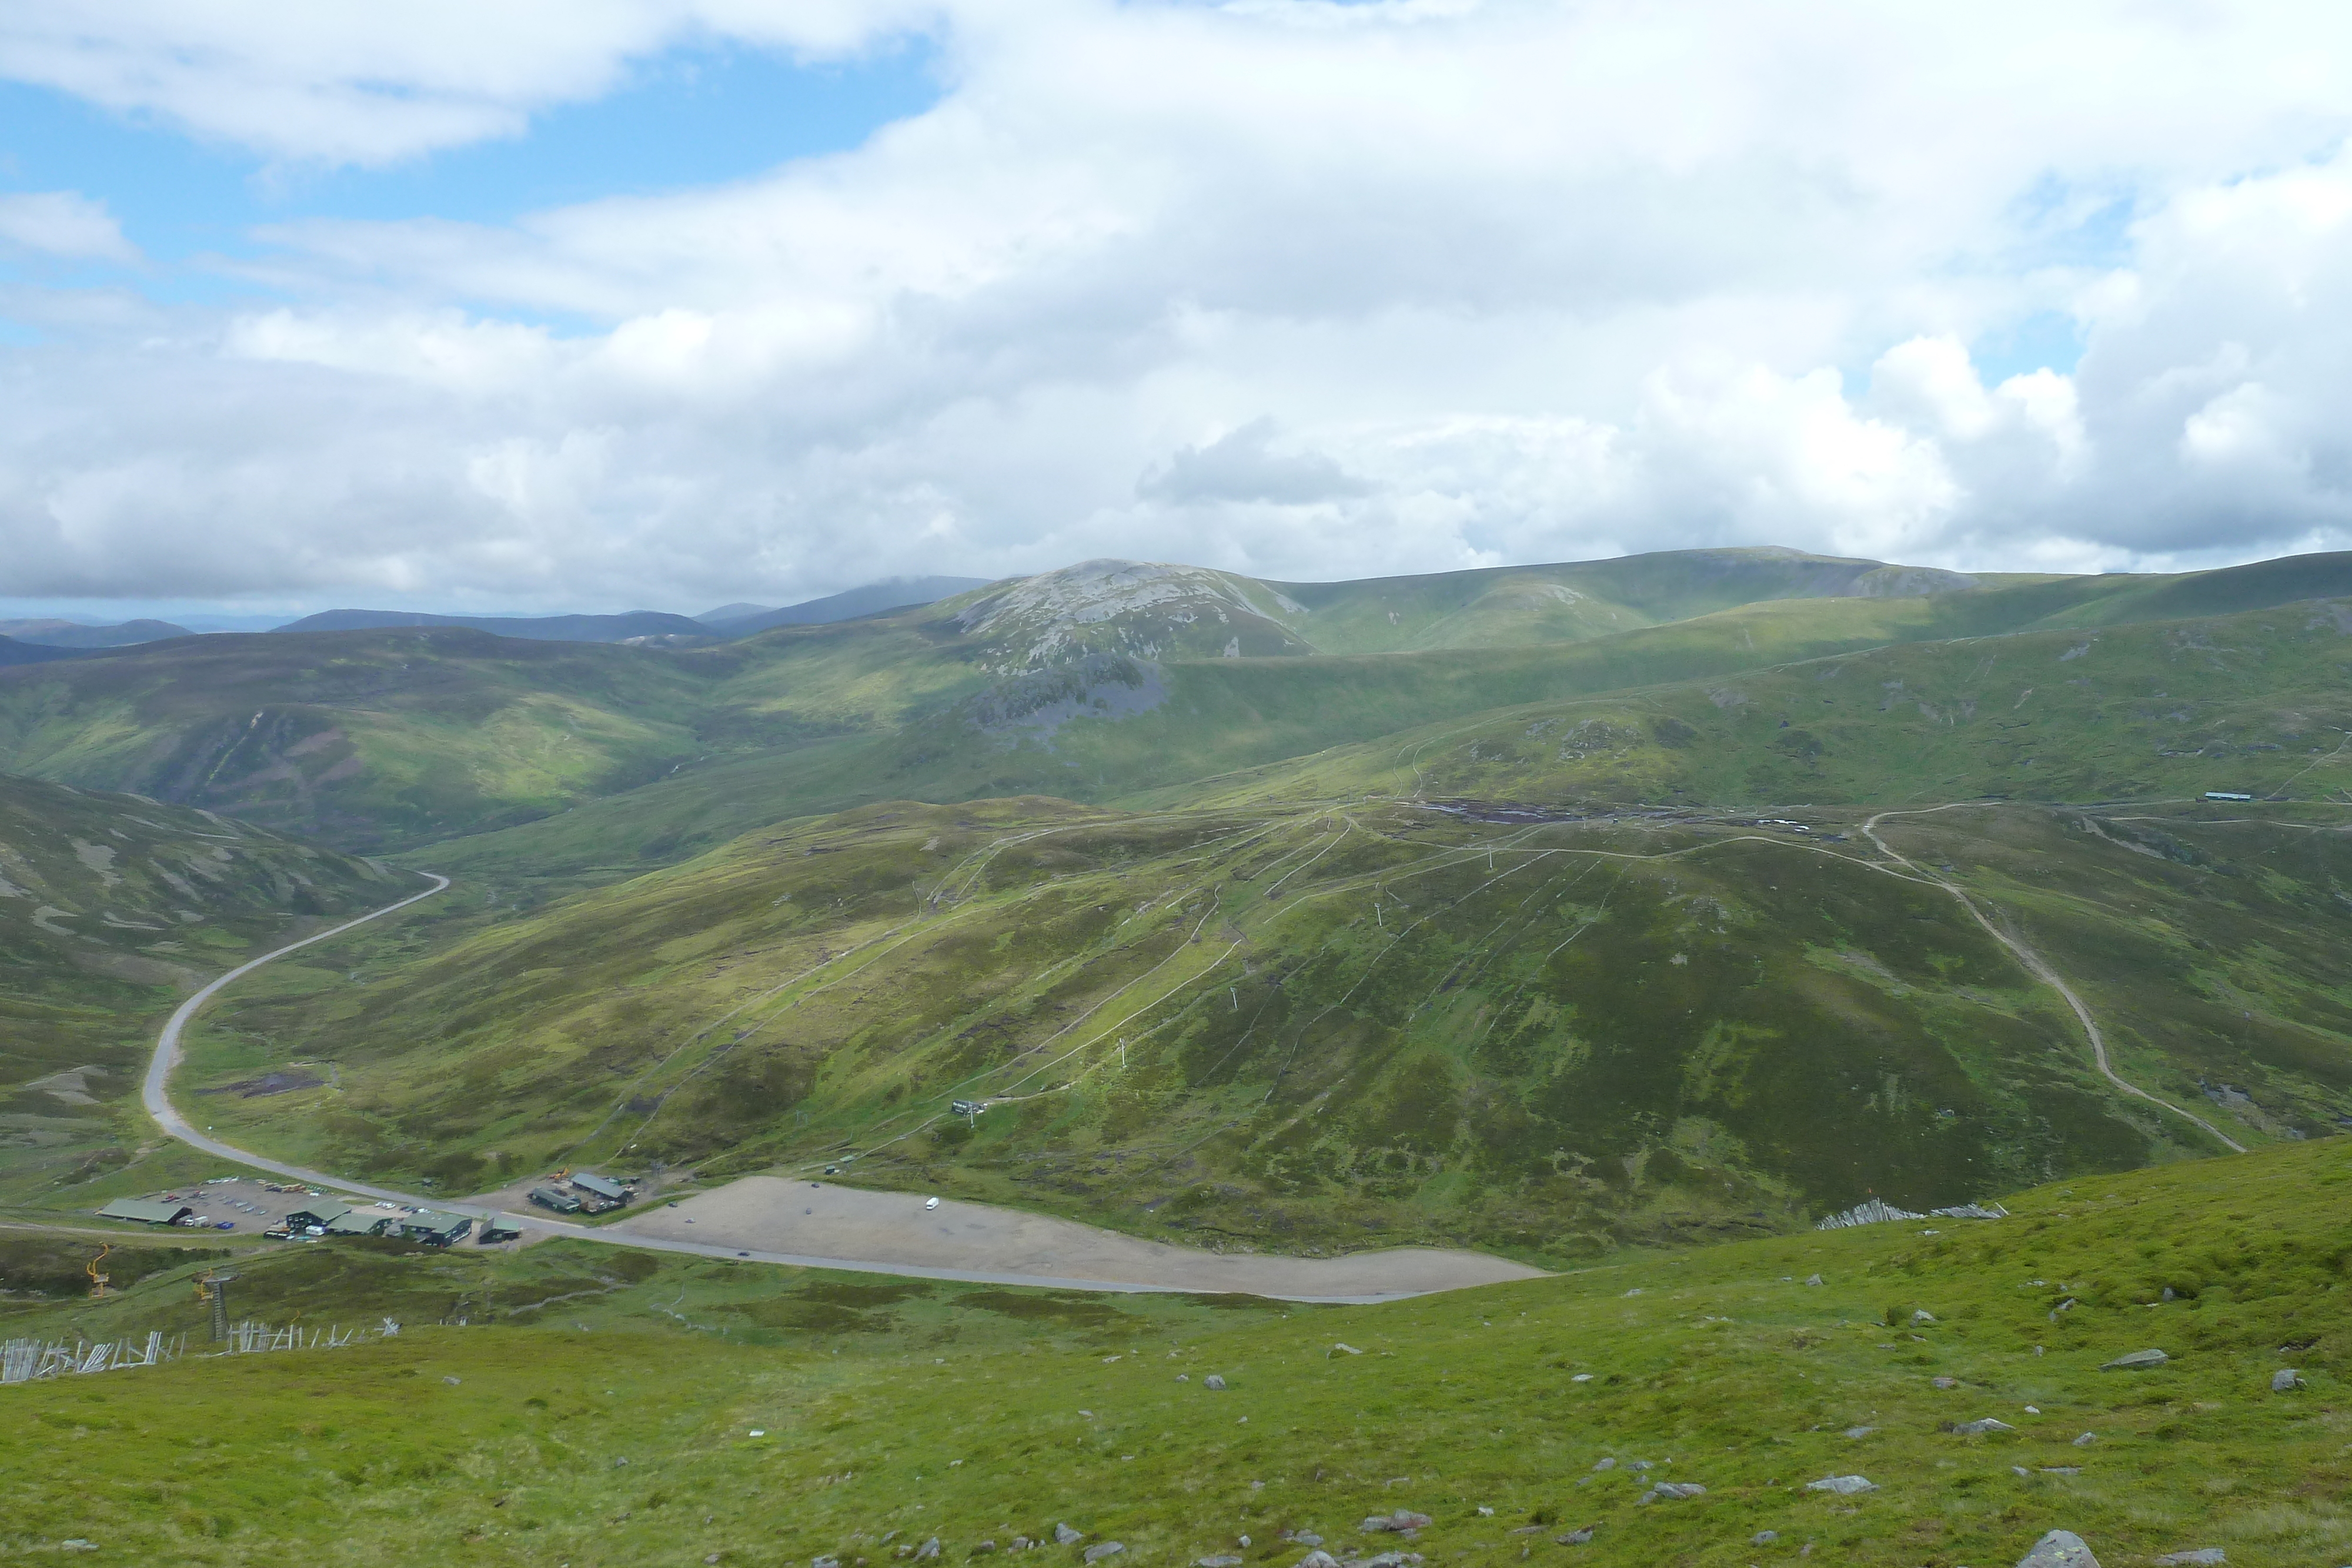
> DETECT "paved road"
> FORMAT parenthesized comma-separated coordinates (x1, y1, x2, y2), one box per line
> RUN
(139, 872, 1528, 1303)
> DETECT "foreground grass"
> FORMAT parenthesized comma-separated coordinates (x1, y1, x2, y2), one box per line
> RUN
(1, 1137, 2344, 1566)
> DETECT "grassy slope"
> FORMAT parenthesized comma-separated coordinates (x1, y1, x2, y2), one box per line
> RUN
(1198, 596, 2352, 812)
(0, 773, 407, 1206)
(1, 1137, 2346, 1567)
(179, 798, 2352, 1261)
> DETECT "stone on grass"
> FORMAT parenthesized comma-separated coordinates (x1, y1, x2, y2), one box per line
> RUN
(814, 1557, 841, 1568)
(1055, 1525, 1083, 1546)
(1558, 1529, 1595, 1546)
(1645, 1483, 1706, 1502)
(1083, 1544, 1124, 1563)
(916, 1540, 941, 1561)
(1196, 1557, 1242, 1567)
(1363, 1553, 1424, 1567)
(2272, 1369, 2304, 1392)
(1297, 1553, 1339, 1568)
(1953, 1418, 2015, 1435)
(1332, 1343, 1363, 1356)
(1361, 1512, 1432, 1533)
(2014, 1530, 2099, 1568)
(1204, 1375, 1227, 1391)
(1591, 1457, 1616, 1472)
(1912, 1310, 1937, 1325)
(1290, 1533, 1322, 1547)
(2072, 1432, 2097, 1447)
(1805, 1274, 1824, 1286)
(2040, 1466, 2082, 1476)
(2100, 1348, 2167, 1370)
(2153, 1551, 2224, 1566)
(1932, 1376, 1960, 1389)
(1752, 1532, 1780, 1546)
(1805, 1476, 1876, 1496)
(1843, 1426, 1874, 1440)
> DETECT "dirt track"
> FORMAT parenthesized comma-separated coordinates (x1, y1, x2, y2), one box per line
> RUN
(610, 1177, 1545, 1299)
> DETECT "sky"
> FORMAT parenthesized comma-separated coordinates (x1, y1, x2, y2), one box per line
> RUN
(3, 1, 2351, 620)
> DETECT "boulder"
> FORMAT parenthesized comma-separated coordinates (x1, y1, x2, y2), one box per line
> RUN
(2014, 1530, 2098, 1568)
(1932, 1376, 1960, 1389)
(1297, 1553, 1339, 1568)
(1647, 1483, 1706, 1501)
(1196, 1557, 1244, 1567)
(1204, 1375, 1227, 1391)
(1843, 1425, 1875, 1439)
(917, 1540, 941, 1562)
(1362, 1554, 1424, 1568)
(1557, 1529, 1595, 1546)
(815, 1558, 841, 1568)
(2271, 1369, 2304, 1392)
(1055, 1525, 1083, 1546)
(1082, 1546, 1124, 1564)
(1752, 1532, 1780, 1545)
(1361, 1512, 1432, 1533)
(1913, 1310, 1937, 1325)
(2072, 1433, 2097, 1447)
(1805, 1274, 1824, 1286)
(1805, 1476, 1876, 1496)
(2153, 1552, 2224, 1566)
(1953, 1418, 2015, 1435)
(2100, 1349, 2169, 1371)
(1591, 1457, 1616, 1472)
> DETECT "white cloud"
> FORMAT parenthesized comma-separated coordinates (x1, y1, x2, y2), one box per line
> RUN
(6, 1, 2352, 607)
(0, 192, 137, 261)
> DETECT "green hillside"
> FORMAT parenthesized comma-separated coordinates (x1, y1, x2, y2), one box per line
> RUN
(0, 773, 403, 1204)
(1, 1134, 2344, 1566)
(175, 794, 2351, 1260)
(1211, 596, 2352, 811)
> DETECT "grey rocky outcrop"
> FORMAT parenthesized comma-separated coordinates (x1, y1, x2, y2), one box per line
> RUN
(2015, 1530, 2099, 1568)
(2100, 1349, 2168, 1370)
(1805, 1475, 1876, 1496)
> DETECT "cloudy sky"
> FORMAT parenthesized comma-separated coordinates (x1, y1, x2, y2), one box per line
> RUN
(3, 1, 2351, 619)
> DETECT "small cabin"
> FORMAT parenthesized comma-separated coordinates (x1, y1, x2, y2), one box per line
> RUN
(529, 1187, 583, 1214)
(98, 1197, 193, 1226)
(399, 1211, 475, 1248)
(476, 1218, 523, 1245)
(285, 1201, 354, 1232)
(569, 1172, 630, 1210)
(324, 1210, 393, 1238)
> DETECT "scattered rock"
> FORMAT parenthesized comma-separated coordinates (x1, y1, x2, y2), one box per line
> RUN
(1591, 1457, 1616, 1472)
(1476, 1507, 1494, 1517)
(1557, 1529, 1595, 1546)
(815, 1557, 841, 1567)
(1291, 1533, 1322, 1547)
(1953, 1418, 2015, 1435)
(1082, 1545, 1124, 1563)
(1805, 1274, 1824, 1286)
(1626, 1460, 1653, 1472)
(1362, 1553, 1424, 1568)
(2012, 1466, 2031, 1478)
(1055, 1526, 1083, 1546)
(613, 1457, 630, 1468)
(917, 1540, 942, 1561)
(1842, 1426, 1874, 1440)
(2160, 1286, 2176, 1302)
(1932, 1376, 1959, 1389)
(2014, 1529, 2099, 1568)
(1197, 1557, 1244, 1567)
(1912, 1309, 1937, 1325)
(1297, 1553, 1339, 1568)
(1361, 1512, 1431, 1533)
(442, 1375, 462, 1385)
(1332, 1343, 1363, 1356)
(2153, 1552, 2224, 1566)
(1752, 1533, 1780, 1546)
(1204, 1375, 1227, 1391)
(2272, 1369, 2304, 1392)
(2072, 1432, 2097, 1447)
(2049, 1299, 2078, 1322)
(2100, 1349, 2169, 1371)
(1805, 1476, 1877, 1496)
(1570, 1373, 1593, 1382)
(2040, 1466, 2082, 1476)
(1177, 1374, 1188, 1382)
(704, 1557, 721, 1566)
(1643, 1483, 1706, 1502)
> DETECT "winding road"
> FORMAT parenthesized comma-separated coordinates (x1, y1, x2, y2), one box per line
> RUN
(138, 870, 1537, 1303)
(1860, 806, 2247, 1153)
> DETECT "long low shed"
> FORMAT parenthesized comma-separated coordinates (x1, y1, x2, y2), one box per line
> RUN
(98, 1198, 193, 1225)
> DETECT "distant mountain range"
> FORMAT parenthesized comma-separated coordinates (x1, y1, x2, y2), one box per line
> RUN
(270, 608, 714, 644)
(697, 577, 994, 636)
(0, 617, 192, 648)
